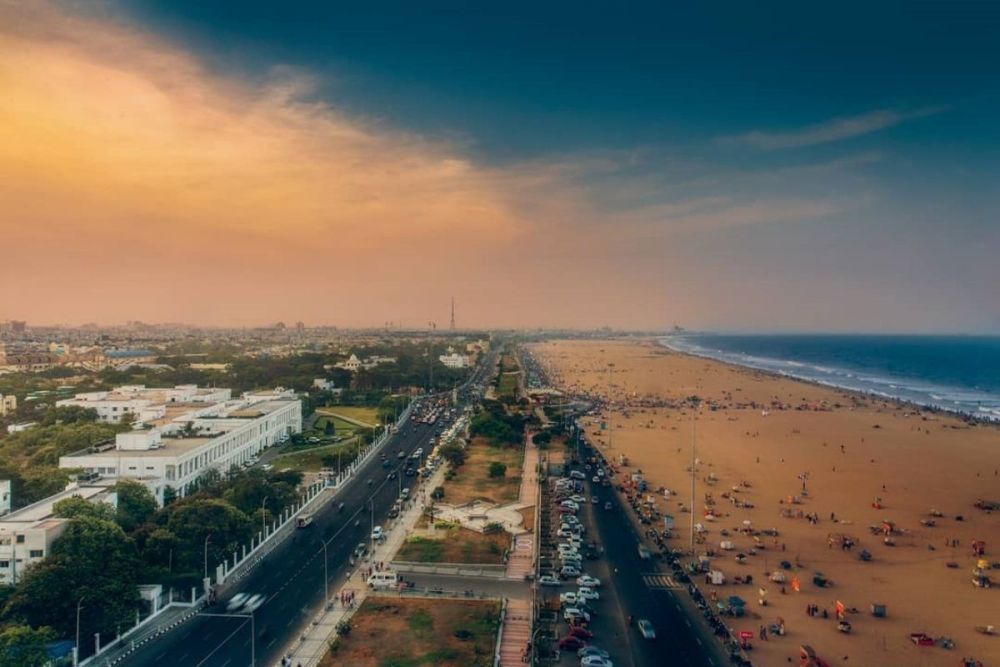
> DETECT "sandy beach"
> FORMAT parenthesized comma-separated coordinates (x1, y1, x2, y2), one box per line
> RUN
(530, 339, 1000, 667)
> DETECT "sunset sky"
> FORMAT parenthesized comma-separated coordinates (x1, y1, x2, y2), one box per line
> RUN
(1, 1, 997, 331)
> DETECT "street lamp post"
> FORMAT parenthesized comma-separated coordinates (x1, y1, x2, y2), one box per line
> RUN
(260, 496, 269, 540)
(73, 597, 85, 667)
(203, 534, 212, 593)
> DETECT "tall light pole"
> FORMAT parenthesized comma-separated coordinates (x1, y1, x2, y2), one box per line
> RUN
(690, 398, 700, 556)
(203, 534, 212, 590)
(321, 540, 330, 608)
(260, 496, 269, 540)
(73, 597, 85, 667)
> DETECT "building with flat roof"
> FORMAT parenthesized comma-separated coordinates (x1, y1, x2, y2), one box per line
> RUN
(0, 484, 114, 585)
(59, 386, 302, 503)
(0, 393, 15, 416)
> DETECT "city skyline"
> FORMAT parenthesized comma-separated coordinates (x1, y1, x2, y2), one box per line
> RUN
(1, 1, 998, 332)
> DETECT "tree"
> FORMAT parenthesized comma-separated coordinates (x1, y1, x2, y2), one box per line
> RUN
(430, 486, 445, 500)
(438, 443, 466, 467)
(52, 495, 115, 522)
(0, 624, 54, 667)
(165, 498, 253, 574)
(5, 517, 141, 640)
(113, 480, 157, 533)
(323, 420, 335, 436)
(488, 462, 507, 478)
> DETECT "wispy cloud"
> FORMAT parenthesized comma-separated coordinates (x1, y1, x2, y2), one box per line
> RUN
(720, 107, 948, 150)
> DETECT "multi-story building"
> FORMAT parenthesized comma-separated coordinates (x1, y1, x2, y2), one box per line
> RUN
(0, 484, 113, 585)
(59, 386, 301, 503)
(0, 393, 15, 416)
(439, 347, 471, 368)
(57, 384, 232, 424)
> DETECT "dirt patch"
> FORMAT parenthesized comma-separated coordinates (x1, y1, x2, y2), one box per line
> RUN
(395, 525, 510, 564)
(517, 506, 535, 532)
(321, 597, 500, 667)
(445, 437, 523, 505)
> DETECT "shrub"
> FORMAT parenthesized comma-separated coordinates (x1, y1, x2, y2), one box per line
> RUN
(483, 522, 504, 534)
(488, 462, 507, 478)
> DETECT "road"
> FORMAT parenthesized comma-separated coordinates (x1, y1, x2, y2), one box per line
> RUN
(122, 420, 439, 667)
(580, 458, 728, 667)
(122, 352, 497, 667)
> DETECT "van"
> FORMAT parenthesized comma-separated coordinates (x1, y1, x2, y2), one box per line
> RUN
(366, 571, 400, 589)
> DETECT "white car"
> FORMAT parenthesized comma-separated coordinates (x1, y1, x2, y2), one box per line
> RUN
(637, 619, 656, 639)
(592, 476, 601, 483)
(243, 593, 265, 612)
(225, 593, 249, 612)
(578, 646, 610, 659)
(569, 494, 586, 503)
(560, 566, 581, 577)
(576, 575, 602, 588)
(371, 526, 384, 541)
(581, 657, 613, 667)
(563, 607, 590, 622)
(560, 501, 579, 511)
(557, 528, 579, 538)
(538, 575, 562, 586)
(569, 471, 586, 480)
(559, 591, 578, 605)
(578, 586, 600, 601)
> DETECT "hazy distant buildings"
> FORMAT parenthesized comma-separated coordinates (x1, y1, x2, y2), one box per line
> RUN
(335, 353, 397, 373)
(439, 347, 471, 369)
(0, 394, 15, 416)
(58, 385, 302, 503)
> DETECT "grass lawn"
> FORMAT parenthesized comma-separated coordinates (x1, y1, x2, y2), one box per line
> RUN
(395, 526, 510, 565)
(269, 439, 359, 472)
(321, 597, 500, 667)
(496, 373, 518, 398)
(318, 405, 379, 427)
(314, 415, 363, 436)
(444, 437, 523, 505)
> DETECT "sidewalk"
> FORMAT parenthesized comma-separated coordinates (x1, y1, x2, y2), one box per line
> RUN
(506, 436, 539, 580)
(498, 597, 533, 666)
(283, 462, 447, 666)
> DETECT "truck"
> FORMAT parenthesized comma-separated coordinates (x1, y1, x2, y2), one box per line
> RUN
(296, 513, 314, 528)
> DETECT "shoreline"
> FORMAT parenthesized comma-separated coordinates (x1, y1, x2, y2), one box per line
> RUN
(657, 335, 1000, 425)
(530, 338, 1000, 667)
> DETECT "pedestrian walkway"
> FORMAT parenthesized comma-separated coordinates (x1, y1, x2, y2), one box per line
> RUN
(506, 434, 540, 580)
(641, 572, 683, 590)
(498, 597, 533, 666)
(283, 463, 447, 667)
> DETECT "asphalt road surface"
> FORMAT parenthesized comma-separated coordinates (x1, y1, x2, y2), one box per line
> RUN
(580, 461, 727, 667)
(122, 413, 448, 667)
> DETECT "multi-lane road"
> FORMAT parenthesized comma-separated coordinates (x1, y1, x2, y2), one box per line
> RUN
(122, 420, 437, 667)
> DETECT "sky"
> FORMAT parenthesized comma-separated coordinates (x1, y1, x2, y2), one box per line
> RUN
(1, 1, 998, 332)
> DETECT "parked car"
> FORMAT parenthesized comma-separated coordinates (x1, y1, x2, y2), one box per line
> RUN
(592, 476, 601, 483)
(563, 607, 590, 622)
(559, 592, 579, 605)
(538, 575, 562, 586)
(578, 587, 600, 601)
(560, 565, 581, 577)
(637, 619, 656, 639)
(576, 575, 602, 588)
(569, 470, 586, 480)
(354, 542, 367, 558)
(558, 635, 586, 650)
(371, 526, 384, 541)
(581, 657, 613, 667)
(569, 626, 593, 640)
(577, 646, 610, 659)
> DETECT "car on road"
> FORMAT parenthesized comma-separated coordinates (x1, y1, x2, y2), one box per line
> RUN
(397, 451, 405, 458)
(577, 646, 609, 659)
(592, 476, 601, 483)
(387, 470, 397, 479)
(603, 501, 612, 511)
(243, 594, 265, 612)
(354, 542, 367, 558)
(581, 657, 613, 667)
(226, 593, 249, 612)
(577, 586, 599, 601)
(559, 591, 578, 605)
(636, 619, 656, 639)
(576, 575, 601, 588)
(562, 607, 590, 622)
(371, 526, 384, 541)
(558, 635, 586, 650)
(538, 575, 562, 586)
(591, 496, 599, 504)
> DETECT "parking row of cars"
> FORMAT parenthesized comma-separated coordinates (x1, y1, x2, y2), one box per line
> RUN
(538, 474, 614, 667)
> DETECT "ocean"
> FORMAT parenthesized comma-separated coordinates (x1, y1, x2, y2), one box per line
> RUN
(660, 334, 1000, 422)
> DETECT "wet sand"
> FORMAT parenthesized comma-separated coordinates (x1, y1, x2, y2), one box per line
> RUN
(530, 339, 1000, 667)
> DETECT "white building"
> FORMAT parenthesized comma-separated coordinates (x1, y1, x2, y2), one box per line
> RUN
(56, 384, 232, 424)
(439, 347, 471, 369)
(0, 393, 15, 416)
(59, 386, 301, 504)
(0, 484, 114, 584)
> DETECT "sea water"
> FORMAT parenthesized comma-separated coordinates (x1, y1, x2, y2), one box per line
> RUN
(660, 334, 1000, 422)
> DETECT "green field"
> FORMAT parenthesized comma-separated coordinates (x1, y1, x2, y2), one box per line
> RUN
(497, 373, 518, 398)
(317, 406, 379, 427)
(270, 439, 360, 472)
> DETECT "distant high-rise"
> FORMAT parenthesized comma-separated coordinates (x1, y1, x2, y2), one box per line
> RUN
(450, 297, 456, 331)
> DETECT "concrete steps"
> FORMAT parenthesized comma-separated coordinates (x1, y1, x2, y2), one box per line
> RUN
(499, 598, 533, 666)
